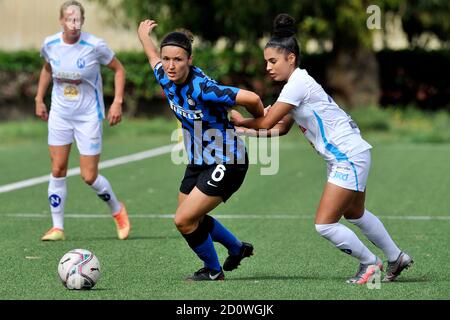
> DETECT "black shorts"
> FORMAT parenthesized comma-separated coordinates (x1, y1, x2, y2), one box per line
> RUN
(180, 162, 249, 202)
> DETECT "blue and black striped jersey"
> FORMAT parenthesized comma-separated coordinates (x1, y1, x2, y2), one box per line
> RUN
(154, 62, 246, 165)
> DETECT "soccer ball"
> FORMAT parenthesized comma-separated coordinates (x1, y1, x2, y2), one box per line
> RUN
(58, 249, 101, 290)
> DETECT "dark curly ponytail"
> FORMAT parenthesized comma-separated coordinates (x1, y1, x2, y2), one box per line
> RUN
(265, 14, 300, 66)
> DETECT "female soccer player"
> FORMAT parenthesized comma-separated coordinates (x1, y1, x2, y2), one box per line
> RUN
(137, 19, 264, 281)
(35, 1, 130, 241)
(232, 14, 413, 284)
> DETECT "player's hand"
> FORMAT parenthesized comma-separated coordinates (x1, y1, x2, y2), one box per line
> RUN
(230, 109, 245, 126)
(35, 100, 48, 121)
(138, 19, 158, 41)
(107, 101, 123, 126)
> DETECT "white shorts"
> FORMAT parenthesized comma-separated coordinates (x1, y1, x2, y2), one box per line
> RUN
(48, 111, 103, 156)
(327, 149, 371, 192)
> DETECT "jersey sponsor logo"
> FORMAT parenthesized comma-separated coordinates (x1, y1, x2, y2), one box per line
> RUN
(169, 100, 203, 119)
(63, 85, 80, 99)
(55, 71, 82, 85)
(77, 58, 86, 69)
(49, 194, 62, 208)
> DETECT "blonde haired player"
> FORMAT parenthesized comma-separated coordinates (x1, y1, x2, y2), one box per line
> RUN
(35, 1, 130, 240)
(232, 13, 413, 283)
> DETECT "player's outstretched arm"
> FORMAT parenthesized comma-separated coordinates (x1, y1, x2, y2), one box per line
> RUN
(137, 19, 161, 70)
(233, 110, 294, 137)
(235, 89, 264, 119)
(233, 101, 295, 130)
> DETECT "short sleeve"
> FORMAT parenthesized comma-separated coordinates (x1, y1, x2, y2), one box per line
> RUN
(153, 62, 166, 85)
(96, 40, 115, 65)
(277, 78, 308, 107)
(200, 78, 239, 106)
(40, 43, 50, 63)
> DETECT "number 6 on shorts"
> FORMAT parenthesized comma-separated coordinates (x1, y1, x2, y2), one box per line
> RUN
(211, 164, 226, 182)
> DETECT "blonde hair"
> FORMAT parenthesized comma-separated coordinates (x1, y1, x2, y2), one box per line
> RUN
(60, 0, 85, 20)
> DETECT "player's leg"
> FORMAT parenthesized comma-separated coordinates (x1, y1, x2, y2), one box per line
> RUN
(42, 112, 73, 241)
(344, 191, 413, 281)
(197, 163, 253, 271)
(42, 144, 71, 241)
(178, 190, 251, 272)
(315, 182, 382, 284)
(175, 187, 224, 280)
(76, 119, 129, 239)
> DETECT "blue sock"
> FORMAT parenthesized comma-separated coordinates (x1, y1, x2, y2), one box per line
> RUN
(192, 234, 222, 272)
(209, 217, 242, 256)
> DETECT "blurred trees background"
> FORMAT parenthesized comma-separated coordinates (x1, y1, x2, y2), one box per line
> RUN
(0, 0, 449, 119)
(91, 0, 450, 109)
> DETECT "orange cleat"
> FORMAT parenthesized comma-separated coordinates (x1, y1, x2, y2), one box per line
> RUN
(346, 257, 383, 284)
(113, 203, 130, 240)
(41, 227, 66, 241)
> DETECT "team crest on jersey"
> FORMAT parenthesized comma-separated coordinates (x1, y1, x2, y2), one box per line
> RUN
(77, 58, 86, 69)
(187, 95, 196, 107)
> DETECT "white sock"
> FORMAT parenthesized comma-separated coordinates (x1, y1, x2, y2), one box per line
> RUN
(347, 209, 401, 262)
(315, 223, 377, 265)
(90, 175, 122, 215)
(48, 175, 67, 230)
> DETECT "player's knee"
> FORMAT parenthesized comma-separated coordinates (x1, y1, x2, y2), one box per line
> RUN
(174, 213, 195, 234)
(81, 172, 97, 185)
(343, 206, 364, 220)
(174, 215, 187, 233)
(51, 167, 67, 178)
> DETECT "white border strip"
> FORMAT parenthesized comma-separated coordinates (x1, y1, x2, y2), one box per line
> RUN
(4, 213, 450, 221)
(0, 143, 182, 194)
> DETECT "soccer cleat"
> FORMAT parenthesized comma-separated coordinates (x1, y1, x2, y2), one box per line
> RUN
(223, 242, 254, 271)
(41, 227, 66, 241)
(383, 252, 414, 282)
(113, 203, 130, 240)
(185, 267, 225, 281)
(346, 257, 383, 284)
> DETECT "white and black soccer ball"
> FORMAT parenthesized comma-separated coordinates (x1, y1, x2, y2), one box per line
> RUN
(58, 249, 101, 290)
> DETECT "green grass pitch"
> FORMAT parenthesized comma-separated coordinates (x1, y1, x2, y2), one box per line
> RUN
(0, 119, 449, 300)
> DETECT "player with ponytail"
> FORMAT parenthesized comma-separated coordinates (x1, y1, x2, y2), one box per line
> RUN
(232, 13, 413, 284)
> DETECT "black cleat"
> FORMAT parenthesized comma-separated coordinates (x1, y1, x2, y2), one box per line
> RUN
(223, 242, 254, 271)
(185, 267, 225, 281)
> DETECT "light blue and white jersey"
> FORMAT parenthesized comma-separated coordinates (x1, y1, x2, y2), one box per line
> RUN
(277, 68, 372, 162)
(40, 32, 115, 121)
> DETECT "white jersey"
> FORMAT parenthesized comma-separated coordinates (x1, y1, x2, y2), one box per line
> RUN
(277, 68, 372, 162)
(40, 32, 115, 121)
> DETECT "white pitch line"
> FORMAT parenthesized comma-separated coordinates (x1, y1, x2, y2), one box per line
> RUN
(4, 213, 450, 221)
(0, 143, 182, 194)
